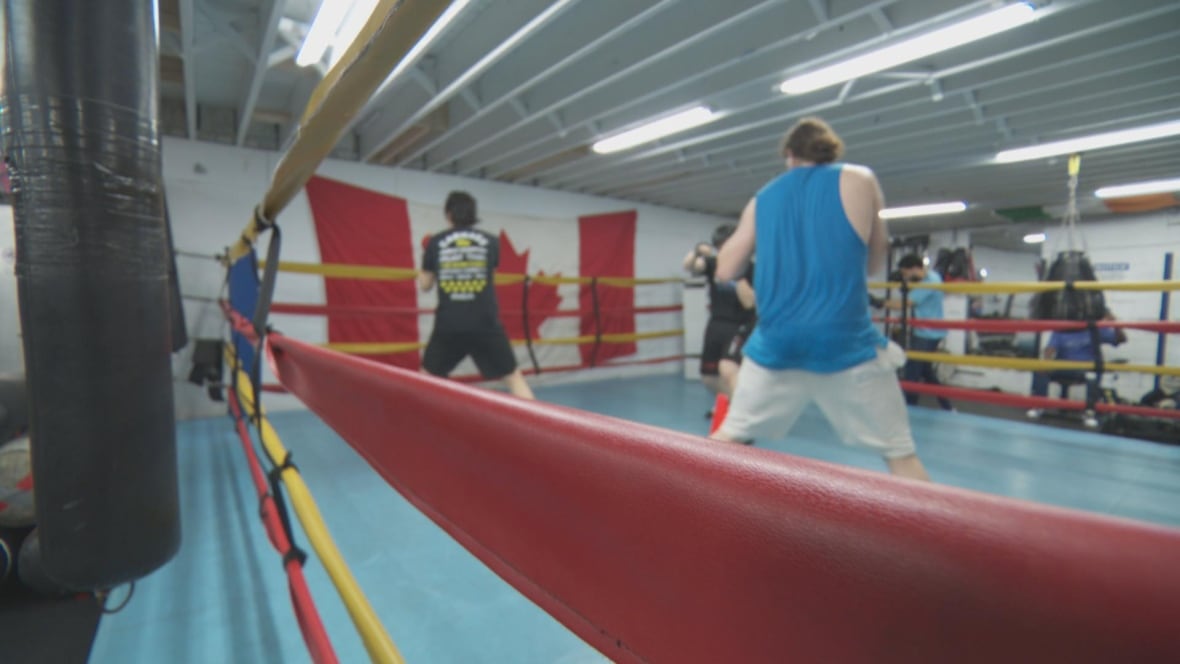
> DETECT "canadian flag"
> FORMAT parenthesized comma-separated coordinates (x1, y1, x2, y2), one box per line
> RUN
(301, 176, 638, 376)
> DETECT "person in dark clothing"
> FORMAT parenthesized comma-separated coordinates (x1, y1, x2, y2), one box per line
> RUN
(419, 191, 534, 399)
(1026, 310, 1126, 428)
(683, 224, 756, 398)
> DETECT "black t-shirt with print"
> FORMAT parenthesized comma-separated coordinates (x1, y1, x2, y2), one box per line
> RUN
(423, 227, 502, 332)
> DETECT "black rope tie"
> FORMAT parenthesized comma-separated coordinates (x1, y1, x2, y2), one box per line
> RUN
(1085, 313, 1106, 413)
(267, 452, 307, 568)
(254, 214, 282, 339)
(900, 280, 911, 350)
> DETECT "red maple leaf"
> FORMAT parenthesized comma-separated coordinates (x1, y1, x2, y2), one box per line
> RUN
(496, 231, 562, 341)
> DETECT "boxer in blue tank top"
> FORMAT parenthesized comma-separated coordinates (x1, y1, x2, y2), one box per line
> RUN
(710, 118, 930, 481)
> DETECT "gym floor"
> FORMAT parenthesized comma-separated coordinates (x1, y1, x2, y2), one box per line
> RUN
(21, 374, 1180, 663)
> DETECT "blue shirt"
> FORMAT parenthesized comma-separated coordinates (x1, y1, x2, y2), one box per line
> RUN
(1048, 328, 1119, 361)
(909, 271, 947, 340)
(743, 164, 886, 373)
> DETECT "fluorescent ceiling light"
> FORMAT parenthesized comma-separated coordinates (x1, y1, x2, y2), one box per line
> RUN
(1023, 233, 1046, 244)
(995, 119, 1180, 163)
(592, 107, 718, 154)
(879, 201, 967, 220)
(296, 0, 355, 67)
(779, 3, 1036, 95)
(1095, 177, 1180, 199)
(328, 0, 382, 67)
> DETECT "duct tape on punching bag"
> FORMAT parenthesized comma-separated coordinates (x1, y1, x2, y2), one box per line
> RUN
(0, 0, 180, 589)
(1033, 250, 1107, 321)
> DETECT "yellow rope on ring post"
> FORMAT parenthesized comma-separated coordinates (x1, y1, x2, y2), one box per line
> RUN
(224, 0, 453, 265)
(230, 362, 406, 664)
(906, 350, 1180, 378)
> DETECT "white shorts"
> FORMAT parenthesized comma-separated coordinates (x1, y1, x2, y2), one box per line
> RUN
(720, 341, 917, 459)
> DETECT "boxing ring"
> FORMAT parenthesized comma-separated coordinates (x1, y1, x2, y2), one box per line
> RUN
(4, 1, 1180, 662)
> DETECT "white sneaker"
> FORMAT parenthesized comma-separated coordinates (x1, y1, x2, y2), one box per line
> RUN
(1026, 409, 1043, 420)
(1083, 411, 1100, 429)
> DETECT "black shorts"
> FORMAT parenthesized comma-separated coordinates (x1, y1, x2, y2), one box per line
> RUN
(422, 327, 518, 380)
(700, 318, 743, 376)
(723, 322, 753, 365)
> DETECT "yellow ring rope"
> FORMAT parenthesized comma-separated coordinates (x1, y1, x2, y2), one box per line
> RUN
(906, 350, 1180, 378)
(228, 350, 405, 664)
(264, 261, 1175, 293)
(325, 329, 685, 355)
(261, 260, 684, 286)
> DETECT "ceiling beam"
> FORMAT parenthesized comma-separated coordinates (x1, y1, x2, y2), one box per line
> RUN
(578, 63, 1180, 197)
(179, 0, 197, 139)
(486, 0, 1116, 184)
(590, 36, 1180, 193)
(535, 0, 1150, 187)
(236, 0, 287, 146)
(392, 0, 682, 168)
(614, 101, 1180, 204)
(361, 0, 580, 162)
(441, 0, 794, 175)
(471, 0, 911, 179)
(409, 65, 438, 94)
(806, 0, 828, 23)
(195, 4, 257, 63)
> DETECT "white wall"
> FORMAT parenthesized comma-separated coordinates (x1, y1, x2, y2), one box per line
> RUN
(164, 138, 726, 419)
(971, 245, 1040, 283)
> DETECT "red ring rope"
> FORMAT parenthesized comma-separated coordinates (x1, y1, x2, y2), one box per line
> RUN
(262, 331, 1180, 663)
(227, 385, 337, 664)
(900, 381, 1180, 420)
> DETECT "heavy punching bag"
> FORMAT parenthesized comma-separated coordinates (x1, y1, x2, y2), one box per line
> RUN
(1, 0, 180, 589)
(0, 375, 28, 444)
(1033, 250, 1106, 321)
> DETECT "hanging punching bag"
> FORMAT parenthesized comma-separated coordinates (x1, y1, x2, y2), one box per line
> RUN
(1, 0, 180, 589)
(1033, 250, 1106, 321)
(1031, 155, 1105, 321)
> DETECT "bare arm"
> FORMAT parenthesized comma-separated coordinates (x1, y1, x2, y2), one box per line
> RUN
(716, 199, 755, 282)
(736, 279, 755, 310)
(881, 298, 912, 312)
(866, 172, 888, 276)
(840, 165, 888, 275)
(418, 270, 436, 292)
(868, 210, 888, 277)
